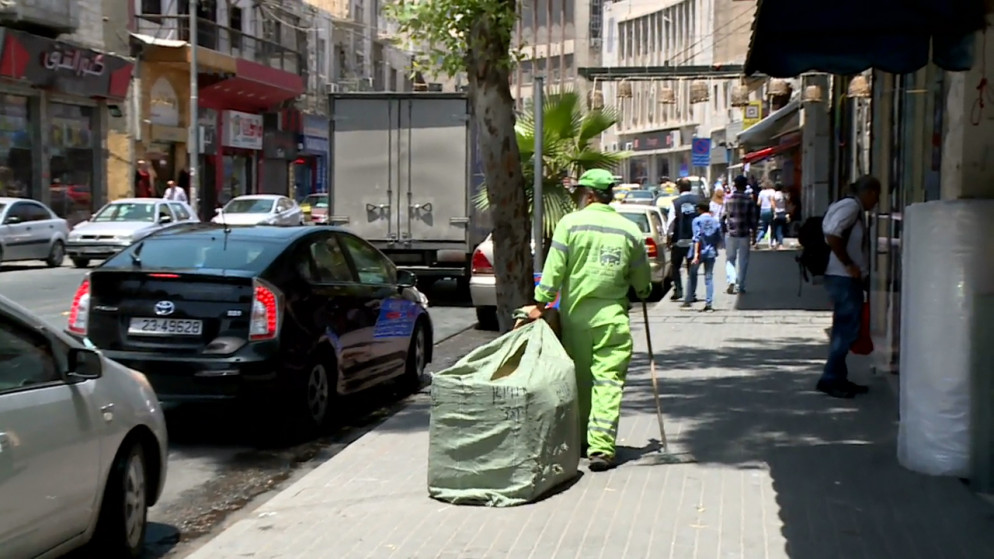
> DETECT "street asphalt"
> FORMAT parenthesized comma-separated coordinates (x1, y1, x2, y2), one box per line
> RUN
(0, 260, 478, 558)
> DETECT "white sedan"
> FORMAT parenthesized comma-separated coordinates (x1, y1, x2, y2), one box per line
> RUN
(0, 295, 168, 558)
(212, 195, 303, 226)
(0, 197, 70, 267)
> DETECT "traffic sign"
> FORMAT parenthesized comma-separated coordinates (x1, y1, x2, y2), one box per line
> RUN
(691, 137, 711, 167)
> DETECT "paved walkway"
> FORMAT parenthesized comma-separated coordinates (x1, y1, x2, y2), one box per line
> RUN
(187, 250, 994, 559)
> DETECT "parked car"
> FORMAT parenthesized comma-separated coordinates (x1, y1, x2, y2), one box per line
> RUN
(300, 194, 329, 224)
(66, 198, 199, 268)
(619, 189, 656, 205)
(0, 294, 167, 558)
(0, 197, 70, 267)
(65, 224, 433, 433)
(212, 195, 303, 226)
(612, 203, 671, 302)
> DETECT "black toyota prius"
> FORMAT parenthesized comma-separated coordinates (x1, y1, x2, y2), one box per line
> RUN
(65, 223, 433, 431)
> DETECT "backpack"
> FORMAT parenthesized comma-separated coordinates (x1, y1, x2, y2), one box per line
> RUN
(795, 197, 861, 294)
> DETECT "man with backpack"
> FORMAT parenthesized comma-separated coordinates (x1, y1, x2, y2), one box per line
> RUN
(666, 178, 705, 301)
(815, 176, 881, 398)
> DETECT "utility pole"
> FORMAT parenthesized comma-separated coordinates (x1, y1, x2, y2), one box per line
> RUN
(532, 76, 544, 273)
(188, 0, 201, 217)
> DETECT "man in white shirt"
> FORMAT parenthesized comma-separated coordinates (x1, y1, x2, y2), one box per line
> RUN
(817, 176, 881, 399)
(163, 180, 188, 203)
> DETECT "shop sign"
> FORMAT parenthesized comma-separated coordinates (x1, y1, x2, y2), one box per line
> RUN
(629, 130, 675, 152)
(149, 78, 180, 127)
(222, 110, 263, 150)
(0, 29, 133, 99)
(303, 114, 328, 140)
(742, 100, 763, 130)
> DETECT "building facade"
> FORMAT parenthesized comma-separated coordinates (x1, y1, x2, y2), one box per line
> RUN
(0, 0, 134, 226)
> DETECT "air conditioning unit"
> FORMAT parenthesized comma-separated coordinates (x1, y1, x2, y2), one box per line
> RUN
(325, 83, 339, 94)
(624, 142, 633, 150)
(610, 142, 618, 152)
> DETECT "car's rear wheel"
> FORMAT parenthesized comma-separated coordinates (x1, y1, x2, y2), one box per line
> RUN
(476, 307, 498, 331)
(92, 442, 147, 558)
(402, 320, 428, 392)
(72, 257, 90, 268)
(283, 348, 339, 436)
(46, 240, 65, 267)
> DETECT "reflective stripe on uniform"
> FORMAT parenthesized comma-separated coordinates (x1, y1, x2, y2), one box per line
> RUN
(550, 240, 569, 254)
(568, 224, 640, 245)
(593, 378, 624, 388)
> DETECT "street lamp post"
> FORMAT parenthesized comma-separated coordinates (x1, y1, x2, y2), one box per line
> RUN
(188, 0, 201, 217)
(532, 76, 544, 273)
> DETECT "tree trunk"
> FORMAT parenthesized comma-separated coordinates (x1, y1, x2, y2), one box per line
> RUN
(466, 10, 533, 332)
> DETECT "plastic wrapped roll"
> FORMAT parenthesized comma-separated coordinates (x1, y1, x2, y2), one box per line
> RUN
(898, 200, 994, 476)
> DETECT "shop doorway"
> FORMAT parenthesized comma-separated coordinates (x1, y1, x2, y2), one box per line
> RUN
(146, 143, 176, 196)
(222, 153, 254, 204)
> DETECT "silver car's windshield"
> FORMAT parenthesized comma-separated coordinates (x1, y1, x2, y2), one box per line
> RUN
(225, 199, 275, 214)
(93, 202, 156, 222)
(619, 212, 651, 233)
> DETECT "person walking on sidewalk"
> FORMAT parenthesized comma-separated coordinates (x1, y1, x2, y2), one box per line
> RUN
(667, 178, 704, 302)
(684, 200, 723, 312)
(817, 175, 881, 399)
(756, 180, 776, 247)
(163, 180, 188, 202)
(722, 175, 757, 294)
(523, 168, 652, 472)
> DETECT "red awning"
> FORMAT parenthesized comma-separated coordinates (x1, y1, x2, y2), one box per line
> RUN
(199, 58, 305, 112)
(742, 138, 801, 164)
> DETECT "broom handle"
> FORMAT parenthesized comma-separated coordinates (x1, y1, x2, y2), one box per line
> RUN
(642, 300, 669, 451)
(641, 300, 654, 356)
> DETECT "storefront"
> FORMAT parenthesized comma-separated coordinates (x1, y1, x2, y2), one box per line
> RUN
(621, 128, 689, 183)
(219, 109, 262, 204)
(0, 28, 132, 224)
(297, 113, 330, 200)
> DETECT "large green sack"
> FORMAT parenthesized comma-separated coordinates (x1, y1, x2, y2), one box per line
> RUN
(427, 319, 580, 507)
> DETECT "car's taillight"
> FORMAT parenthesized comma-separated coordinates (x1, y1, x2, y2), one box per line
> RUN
(471, 248, 494, 274)
(249, 279, 282, 341)
(645, 237, 658, 258)
(68, 278, 91, 335)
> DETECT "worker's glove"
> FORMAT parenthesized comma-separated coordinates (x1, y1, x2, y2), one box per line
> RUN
(512, 305, 544, 330)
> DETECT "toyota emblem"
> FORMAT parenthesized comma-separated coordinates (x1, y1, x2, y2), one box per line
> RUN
(154, 301, 175, 316)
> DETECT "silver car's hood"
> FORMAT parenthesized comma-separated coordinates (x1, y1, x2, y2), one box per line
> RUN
(71, 220, 157, 236)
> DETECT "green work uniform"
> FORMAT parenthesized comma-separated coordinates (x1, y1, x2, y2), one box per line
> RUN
(534, 203, 652, 458)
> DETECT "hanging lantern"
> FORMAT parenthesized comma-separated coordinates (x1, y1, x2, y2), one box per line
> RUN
(730, 85, 750, 107)
(588, 89, 605, 110)
(767, 78, 790, 97)
(803, 85, 824, 103)
(617, 79, 633, 99)
(658, 84, 676, 104)
(689, 80, 709, 103)
(848, 75, 871, 98)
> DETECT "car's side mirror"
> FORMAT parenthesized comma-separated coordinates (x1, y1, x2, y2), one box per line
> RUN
(4, 216, 21, 225)
(159, 215, 172, 224)
(66, 348, 102, 382)
(397, 270, 417, 289)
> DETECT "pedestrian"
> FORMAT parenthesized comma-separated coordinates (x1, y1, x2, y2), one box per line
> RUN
(817, 175, 881, 399)
(135, 160, 153, 198)
(756, 180, 776, 247)
(666, 177, 704, 302)
(163, 180, 188, 202)
(722, 175, 757, 294)
(522, 168, 652, 472)
(684, 200, 722, 312)
(771, 182, 789, 249)
(710, 186, 726, 224)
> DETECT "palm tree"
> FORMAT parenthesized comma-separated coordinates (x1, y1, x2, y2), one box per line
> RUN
(473, 89, 630, 238)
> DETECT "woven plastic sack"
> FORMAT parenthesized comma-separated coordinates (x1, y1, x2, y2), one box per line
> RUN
(427, 319, 579, 506)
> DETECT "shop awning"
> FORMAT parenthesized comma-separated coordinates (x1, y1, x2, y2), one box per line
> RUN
(744, 0, 986, 77)
(737, 99, 800, 149)
(742, 138, 800, 165)
(198, 58, 305, 112)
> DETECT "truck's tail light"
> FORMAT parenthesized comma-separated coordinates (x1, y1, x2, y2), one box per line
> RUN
(645, 237, 658, 258)
(68, 278, 91, 335)
(472, 248, 494, 274)
(249, 279, 282, 341)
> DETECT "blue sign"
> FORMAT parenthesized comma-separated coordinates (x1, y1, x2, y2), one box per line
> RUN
(534, 273, 561, 309)
(303, 135, 329, 155)
(316, 155, 327, 193)
(691, 137, 711, 167)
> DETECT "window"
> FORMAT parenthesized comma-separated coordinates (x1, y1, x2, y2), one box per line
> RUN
(156, 204, 174, 222)
(307, 237, 354, 283)
(229, 6, 244, 50)
(0, 317, 60, 393)
(5, 202, 31, 223)
(338, 234, 394, 285)
(23, 202, 52, 222)
(93, 202, 156, 222)
(649, 211, 663, 235)
(277, 198, 293, 213)
(169, 203, 192, 221)
(141, 0, 162, 15)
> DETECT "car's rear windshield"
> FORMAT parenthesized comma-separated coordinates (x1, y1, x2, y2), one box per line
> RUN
(305, 196, 328, 208)
(225, 198, 275, 214)
(102, 236, 282, 272)
(619, 212, 651, 233)
(627, 191, 653, 199)
(93, 202, 156, 222)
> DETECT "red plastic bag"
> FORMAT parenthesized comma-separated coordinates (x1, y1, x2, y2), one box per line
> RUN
(850, 301, 874, 355)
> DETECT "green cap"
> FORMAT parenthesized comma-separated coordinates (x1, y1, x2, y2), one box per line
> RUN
(577, 169, 616, 190)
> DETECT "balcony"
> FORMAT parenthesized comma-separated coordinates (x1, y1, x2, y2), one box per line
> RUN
(134, 14, 305, 77)
(0, 0, 80, 36)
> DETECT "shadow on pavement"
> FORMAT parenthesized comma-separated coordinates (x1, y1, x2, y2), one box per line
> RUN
(732, 250, 833, 312)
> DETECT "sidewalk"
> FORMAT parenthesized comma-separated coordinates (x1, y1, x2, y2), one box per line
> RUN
(187, 250, 994, 559)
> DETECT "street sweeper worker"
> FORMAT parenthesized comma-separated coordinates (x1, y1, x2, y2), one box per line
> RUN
(521, 168, 652, 472)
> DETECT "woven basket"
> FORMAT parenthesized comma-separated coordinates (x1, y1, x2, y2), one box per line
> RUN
(730, 85, 750, 107)
(618, 79, 633, 99)
(803, 85, 824, 103)
(767, 79, 790, 97)
(689, 80, 709, 103)
(848, 75, 871, 98)
(658, 85, 676, 104)
(588, 89, 605, 110)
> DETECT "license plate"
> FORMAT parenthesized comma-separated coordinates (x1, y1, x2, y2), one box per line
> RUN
(84, 247, 107, 254)
(127, 317, 203, 336)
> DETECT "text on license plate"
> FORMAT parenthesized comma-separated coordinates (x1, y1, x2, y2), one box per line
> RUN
(127, 318, 203, 336)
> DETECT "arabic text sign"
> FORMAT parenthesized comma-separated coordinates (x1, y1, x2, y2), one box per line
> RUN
(222, 110, 263, 150)
(41, 47, 106, 77)
(691, 137, 711, 167)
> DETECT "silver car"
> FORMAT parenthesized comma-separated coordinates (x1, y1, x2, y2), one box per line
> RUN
(0, 294, 168, 558)
(0, 197, 70, 268)
(211, 195, 303, 226)
(66, 198, 199, 268)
